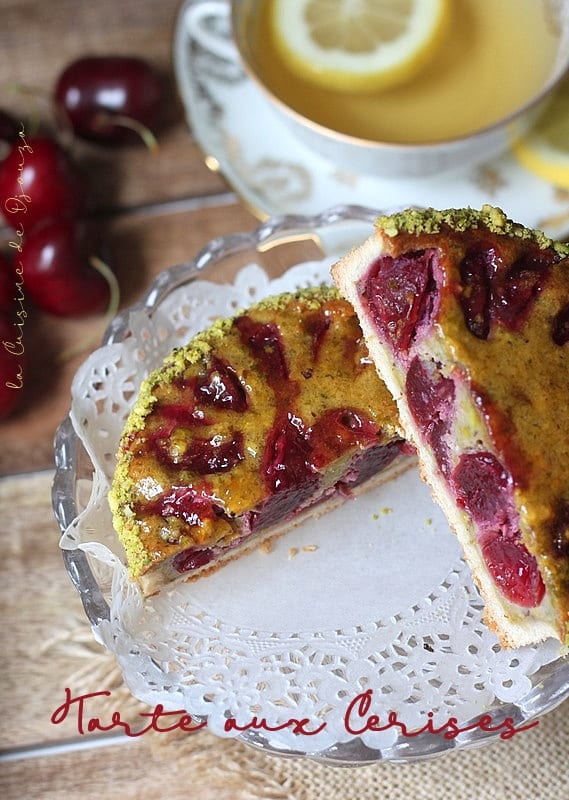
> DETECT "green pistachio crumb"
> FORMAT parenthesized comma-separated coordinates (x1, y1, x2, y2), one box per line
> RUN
(375, 205, 569, 257)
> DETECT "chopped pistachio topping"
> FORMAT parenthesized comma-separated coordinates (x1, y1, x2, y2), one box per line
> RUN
(120, 285, 338, 439)
(375, 205, 569, 257)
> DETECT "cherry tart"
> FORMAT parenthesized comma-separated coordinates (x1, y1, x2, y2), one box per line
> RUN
(333, 206, 569, 649)
(109, 287, 411, 597)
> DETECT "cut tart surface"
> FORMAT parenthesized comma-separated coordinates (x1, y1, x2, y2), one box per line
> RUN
(332, 206, 569, 649)
(109, 286, 411, 596)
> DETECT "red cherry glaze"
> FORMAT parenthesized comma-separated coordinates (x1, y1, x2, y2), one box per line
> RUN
(552, 303, 569, 346)
(0, 136, 83, 231)
(363, 249, 438, 353)
(155, 402, 211, 432)
(173, 547, 215, 574)
(262, 412, 315, 495)
(481, 535, 545, 608)
(406, 356, 455, 475)
(492, 251, 553, 331)
(308, 408, 378, 469)
(195, 358, 248, 411)
(452, 452, 517, 536)
(303, 309, 332, 362)
(19, 218, 110, 317)
(459, 246, 494, 339)
(0, 315, 24, 420)
(54, 56, 162, 145)
(235, 316, 289, 382)
(154, 432, 244, 474)
(148, 486, 218, 528)
(458, 245, 556, 339)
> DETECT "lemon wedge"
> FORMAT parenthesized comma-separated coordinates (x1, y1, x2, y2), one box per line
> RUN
(270, 0, 450, 93)
(513, 73, 569, 189)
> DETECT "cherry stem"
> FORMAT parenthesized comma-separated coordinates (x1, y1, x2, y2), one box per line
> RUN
(57, 256, 120, 363)
(93, 111, 158, 151)
(89, 255, 121, 318)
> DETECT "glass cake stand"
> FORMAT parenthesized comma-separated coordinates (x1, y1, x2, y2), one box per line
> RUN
(52, 205, 569, 766)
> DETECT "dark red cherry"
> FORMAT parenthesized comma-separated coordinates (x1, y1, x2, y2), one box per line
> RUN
(452, 452, 517, 535)
(459, 246, 494, 339)
(153, 402, 212, 433)
(492, 251, 553, 331)
(0, 315, 25, 420)
(153, 432, 244, 474)
(235, 316, 289, 383)
(0, 110, 21, 145)
(19, 219, 110, 317)
(150, 487, 218, 527)
(303, 310, 332, 362)
(262, 413, 314, 495)
(196, 358, 248, 412)
(173, 547, 215, 574)
(363, 249, 438, 353)
(54, 56, 163, 145)
(406, 356, 455, 475)
(308, 407, 378, 469)
(458, 245, 555, 338)
(0, 136, 83, 231)
(481, 535, 545, 608)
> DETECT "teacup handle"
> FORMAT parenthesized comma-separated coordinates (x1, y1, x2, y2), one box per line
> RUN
(184, 0, 237, 61)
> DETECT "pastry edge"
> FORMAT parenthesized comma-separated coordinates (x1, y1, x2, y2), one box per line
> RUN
(332, 222, 566, 650)
(139, 453, 417, 597)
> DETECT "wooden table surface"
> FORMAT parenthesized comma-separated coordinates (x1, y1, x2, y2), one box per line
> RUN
(0, 1, 259, 796)
(1, 2, 568, 799)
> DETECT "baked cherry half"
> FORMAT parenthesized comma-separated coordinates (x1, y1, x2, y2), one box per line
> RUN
(481, 535, 545, 608)
(363, 249, 439, 353)
(406, 356, 455, 476)
(458, 244, 556, 339)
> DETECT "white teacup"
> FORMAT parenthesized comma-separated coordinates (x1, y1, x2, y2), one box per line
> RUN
(186, 0, 569, 178)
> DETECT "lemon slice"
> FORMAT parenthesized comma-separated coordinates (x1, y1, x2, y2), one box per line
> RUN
(270, 0, 450, 93)
(513, 73, 569, 189)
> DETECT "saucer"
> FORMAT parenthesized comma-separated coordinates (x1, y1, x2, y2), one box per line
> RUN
(173, 0, 569, 237)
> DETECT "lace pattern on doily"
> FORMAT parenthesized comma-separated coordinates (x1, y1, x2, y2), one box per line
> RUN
(61, 260, 565, 754)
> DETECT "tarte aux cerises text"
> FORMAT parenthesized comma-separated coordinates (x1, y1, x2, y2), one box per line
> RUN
(109, 286, 411, 596)
(332, 206, 569, 649)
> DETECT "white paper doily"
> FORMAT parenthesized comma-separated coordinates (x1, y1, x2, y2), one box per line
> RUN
(57, 219, 568, 761)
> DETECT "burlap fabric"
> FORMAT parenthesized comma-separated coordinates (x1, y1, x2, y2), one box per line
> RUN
(51, 571, 569, 800)
(147, 699, 569, 800)
(7, 472, 568, 799)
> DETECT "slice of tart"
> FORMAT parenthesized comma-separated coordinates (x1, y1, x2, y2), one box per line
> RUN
(109, 286, 412, 596)
(332, 205, 569, 649)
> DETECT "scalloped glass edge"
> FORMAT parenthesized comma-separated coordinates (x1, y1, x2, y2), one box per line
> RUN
(52, 204, 569, 766)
